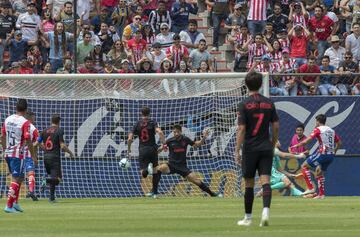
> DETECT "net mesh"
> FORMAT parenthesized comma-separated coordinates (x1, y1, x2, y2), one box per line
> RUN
(0, 73, 266, 198)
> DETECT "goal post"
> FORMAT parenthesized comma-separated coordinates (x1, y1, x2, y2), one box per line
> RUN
(0, 73, 269, 198)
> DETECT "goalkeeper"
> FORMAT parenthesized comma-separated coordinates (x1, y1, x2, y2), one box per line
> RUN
(257, 142, 305, 197)
(157, 124, 221, 197)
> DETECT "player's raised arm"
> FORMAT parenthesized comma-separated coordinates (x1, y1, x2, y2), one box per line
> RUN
(127, 132, 134, 154)
(193, 129, 209, 148)
(155, 127, 166, 145)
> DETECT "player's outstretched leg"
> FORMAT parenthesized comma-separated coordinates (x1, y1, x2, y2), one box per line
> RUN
(281, 177, 303, 197)
(237, 178, 254, 227)
(301, 163, 315, 195)
(4, 181, 21, 213)
(186, 173, 220, 197)
(27, 171, 38, 201)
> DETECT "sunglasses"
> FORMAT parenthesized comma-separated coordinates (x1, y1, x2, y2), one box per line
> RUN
(135, 18, 141, 20)
(161, 28, 168, 30)
(332, 41, 339, 43)
(345, 56, 352, 59)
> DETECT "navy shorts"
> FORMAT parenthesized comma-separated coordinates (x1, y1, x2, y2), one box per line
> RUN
(24, 157, 35, 172)
(168, 163, 191, 178)
(306, 153, 334, 171)
(5, 157, 25, 177)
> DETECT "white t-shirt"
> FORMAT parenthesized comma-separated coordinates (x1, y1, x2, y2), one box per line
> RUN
(146, 50, 166, 71)
(16, 12, 41, 41)
(179, 30, 205, 52)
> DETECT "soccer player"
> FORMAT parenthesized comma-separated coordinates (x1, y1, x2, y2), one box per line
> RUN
(257, 142, 305, 197)
(24, 111, 39, 201)
(1, 99, 38, 213)
(157, 124, 220, 197)
(235, 71, 279, 227)
(38, 114, 74, 202)
(291, 114, 341, 199)
(127, 107, 166, 198)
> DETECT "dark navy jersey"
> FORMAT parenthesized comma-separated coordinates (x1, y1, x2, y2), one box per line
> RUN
(132, 118, 158, 148)
(39, 126, 64, 159)
(238, 93, 279, 152)
(166, 135, 195, 167)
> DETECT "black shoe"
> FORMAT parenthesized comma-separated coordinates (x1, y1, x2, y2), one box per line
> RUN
(28, 192, 39, 201)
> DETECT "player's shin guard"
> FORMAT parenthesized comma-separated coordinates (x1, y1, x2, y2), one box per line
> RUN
(317, 175, 325, 196)
(28, 174, 35, 193)
(198, 182, 216, 196)
(262, 184, 272, 208)
(7, 182, 19, 208)
(301, 167, 314, 190)
(244, 187, 254, 215)
(152, 172, 161, 194)
(271, 182, 286, 190)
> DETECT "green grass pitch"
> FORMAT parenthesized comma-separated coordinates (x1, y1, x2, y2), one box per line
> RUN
(1, 197, 360, 237)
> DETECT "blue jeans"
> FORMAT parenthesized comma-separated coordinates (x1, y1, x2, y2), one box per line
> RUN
(50, 58, 63, 73)
(317, 40, 330, 63)
(212, 13, 228, 48)
(279, 81, 298, 96)
(270, 87, 285, 96)
(172, 24, 187, 34)
(247, 20, 266, 37)
(292, 57, 307, 68)
(318, 83, 339, 95)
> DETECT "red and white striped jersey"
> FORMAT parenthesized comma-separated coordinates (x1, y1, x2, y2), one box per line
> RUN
(270, 50, 282, 65)
(292, 14, 308, 28)
(278, 58, 297, 81)
(166, 45, 189, 70)
(310, 125, 340, 155)
(255, 62, 279, 87)
(247, 0, 269, 21)
(279, 38, 290, 49)
(24, 123, 39, 158)
(247, 43, 269, 69)
(1, 114, 31, 159)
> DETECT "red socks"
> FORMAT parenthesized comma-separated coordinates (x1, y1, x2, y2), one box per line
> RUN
(7, 182, 20, 208)
(302, 167, 314, 190)
(317, 175, 325, 196)
(28, 174, 35, 193)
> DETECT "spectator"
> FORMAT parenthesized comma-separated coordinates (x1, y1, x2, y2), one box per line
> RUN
(100, 0, 118, 13)
(278, 48, 298, 96)
(6, 30, 37, 65)
(247, 0, 267, 36)
(324, 35, 346, 69)
(16, 2, 41, 41)
(0, 2, 16, 68)
(225, 4, 246, 33)
(154, 22, 174, 49)
(298, 56, 321, 95)
(17, 57, 34, 74)
(267, 3, 290, 34)
(319, 55, 338, 95)
(54, 1, 79, 34)
(345, 22, 360, 63)
(7, 61, 21, 74)
(91, 7, 113, 34)
(141, 0, 159, 16)
(189, 39, 211, 71)
(148, 1, 171, 35)
(170, 0, 198, 33)
(270, 40, 282, 65)
(78, 23, 100, 45)
(242, 33, 273, 70)
(166, 33, 189, 70)
(122, 15, 143, 41)
(179, 19, 205, 52)
(78, 56, 98, 73)
(338, 51, 359, 95)
(146, 41, 166, 71)
(288, 1, 309, 28)
(263, 22, 277, 44)
(136, 57, 155, 73)
(176, 60, 190, 73)
(103, 59, 119, 73)
(97, 23, 120, 53)
(141, 23, 155, 48)
(41, 8, 55, 33)
(289, 24, 310, 67)
(205, 0, 229, 51)
(56, 58, 73, 73)
(42, 62, 52, 74)
(27, 45, 43, 73)
(77, 32, 95, 64)
(127, 29, 147, 65)
(277, 28, 290, 49)
(131, 4, 148, 23)
(159, 58, 178, 96)
(46, 0, 70, 18)
(198, 60, 211, 73)
(89, 43, 107, 72)
(111, 0, 132, 37)
(43, 22, 74, 73)
(308, 5, 335, 63)
(233, 24, 250, 72)
(12, 0, 28, 16)
(288, 124, 308, 154)
(321, 4, 340, 34)
(107, 39, 128, 69)
(119, 58, 135, 73)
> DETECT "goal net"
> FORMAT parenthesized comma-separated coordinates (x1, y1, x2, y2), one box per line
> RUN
(0, 73, 269, 198)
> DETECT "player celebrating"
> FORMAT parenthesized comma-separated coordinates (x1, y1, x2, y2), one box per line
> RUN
(292, 114, 341, 199)
(24, 111, 39, 201)
(2, 99, 38, 213)
(38, 114, 74, 203)
(127, 107, 166, 198)
(157, 124, 220, 197)
(235, 71, 279, 227)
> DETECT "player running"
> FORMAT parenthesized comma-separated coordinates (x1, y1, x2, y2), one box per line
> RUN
(24, 111, 39, 201)
(157, 124, 221, 197)
(2, 99, 38, 213)
(235, 71, 279, 227)
(38, 114, 74, 203)
(127, 107, 166, 198)
(257, 142, 305, 197)
(291, 114, 341, 199)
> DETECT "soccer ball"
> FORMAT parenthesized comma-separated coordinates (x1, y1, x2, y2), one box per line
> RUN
(119, 158, 131, 169)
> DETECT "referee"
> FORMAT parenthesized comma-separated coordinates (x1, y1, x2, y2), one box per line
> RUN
(39, 114, 74, 202)
(235, 71, 279, 227)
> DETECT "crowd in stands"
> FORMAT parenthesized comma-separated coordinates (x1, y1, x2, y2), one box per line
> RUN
(0, 0, 360, 96)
